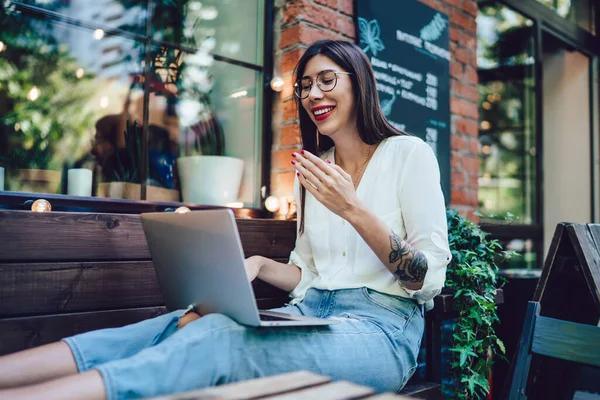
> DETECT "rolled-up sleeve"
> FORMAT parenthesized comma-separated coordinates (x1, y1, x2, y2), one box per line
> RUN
(288, 177, 318, 304)
(398, 141, 452, 310)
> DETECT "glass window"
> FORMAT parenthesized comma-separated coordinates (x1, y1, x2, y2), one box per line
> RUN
(536, 0, 595, 33)
(0, 0, 265, 208)
(477, 5, 537, 224)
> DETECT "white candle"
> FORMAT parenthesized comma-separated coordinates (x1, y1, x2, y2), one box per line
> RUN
(0, 167, 4, 191)
(67, 168, 93, 197)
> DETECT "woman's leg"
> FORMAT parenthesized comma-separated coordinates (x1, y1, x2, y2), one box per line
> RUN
(0, 370, 106, 400)
(0, 310, 184, 391)
(0, 342, 77, 389)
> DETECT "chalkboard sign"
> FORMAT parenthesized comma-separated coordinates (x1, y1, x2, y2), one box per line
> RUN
(355, 0, 451, 203)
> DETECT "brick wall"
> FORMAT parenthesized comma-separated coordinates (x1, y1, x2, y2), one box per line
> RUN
(270, 0, 479, 220)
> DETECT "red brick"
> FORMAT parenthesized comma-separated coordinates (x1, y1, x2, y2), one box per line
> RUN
(451, 135, 467, 151)
(463, 0, 479, 17)
(444, 0, 461, 8)
(461, 156, 479, 173)
(464, 66, 478, 85)
(460, 31, 477, 53)
(280, 24, 341, 50)
(450, 61, 463, 79)
(339, 0, 354, 15)
(314, 0, 337, 9)
(468, 173, 479, 190)
(453, 81, 478, 103)
(452, 171, 465, 188)
(466, 190, 479, 206)
(270, 171, 296, 197)
(451, 154, 460, 169)
(282, 2, 341, 32)
(450, 9, 476, 33)
(283, 99, 299, 121)
(451, 98, 478, 119)
(337, 14, 355, 39)
(468, 137, 480, 155)
(454, 47, 470, 65)
(280, 74, 295, 100)
(273, 148, 299, 170)
(451, 189, 468, 205)
(449, 26, 460, 43)
(280, 124, 301, 146)
(280, 48, 304, 75)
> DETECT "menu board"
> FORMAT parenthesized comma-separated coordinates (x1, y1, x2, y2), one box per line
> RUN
(356, 0, 450, 203)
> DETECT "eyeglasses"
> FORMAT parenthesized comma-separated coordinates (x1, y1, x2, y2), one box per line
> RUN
(293, 70, 352, 99)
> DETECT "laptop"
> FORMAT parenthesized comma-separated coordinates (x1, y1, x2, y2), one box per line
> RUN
(140, 209, 339, 327)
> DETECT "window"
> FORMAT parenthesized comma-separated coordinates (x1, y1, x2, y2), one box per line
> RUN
(477, 4, 537, 225)
(535, 0, 595, 33)
(0, 0, 266, 208)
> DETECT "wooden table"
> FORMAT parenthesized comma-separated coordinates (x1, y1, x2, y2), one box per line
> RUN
(148, 371, 414, 400)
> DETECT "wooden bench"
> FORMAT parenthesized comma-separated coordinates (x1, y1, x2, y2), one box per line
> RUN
(148, 370, 414, 400)
(0, 209, 502, 398)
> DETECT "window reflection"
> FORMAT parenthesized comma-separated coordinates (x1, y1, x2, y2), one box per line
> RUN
(0, 0, 264, 207)
(477, 5, 537, 224)
(536, 0, 595, 33)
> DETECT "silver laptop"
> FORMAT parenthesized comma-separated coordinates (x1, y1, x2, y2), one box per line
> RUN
(140, 209, 338, 327)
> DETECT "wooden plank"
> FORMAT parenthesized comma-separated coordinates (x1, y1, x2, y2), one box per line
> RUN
(398, 382, 442, 399)
(0, 261, 288, 317)
(149, 371, 331, 400)
(262, 381, 374, 400)
(508, 301, 539, 400)
(364, 394, 415, 399)
(533, 223, 567, 302)
(578, 224, 600, 311)
(532, 316, 600, 367)
(0, 261, 163, 317)
(0, 211, 296, 262)
(0, 306, 167, 356)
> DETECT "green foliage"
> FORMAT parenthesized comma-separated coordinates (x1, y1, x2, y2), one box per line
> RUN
(189, 94, 225, 157)
(0, 147, 52, 170)
(445, 208, 518, 399)
(108, 120, 143, 183)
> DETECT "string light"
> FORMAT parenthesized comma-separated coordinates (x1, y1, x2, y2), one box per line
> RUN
(27, 87, 40, 101)
(93, 29, 104, 40)
(31, 199, 52, 212)
(175, 206, 191, 214)
(265, 196, 280, 212)
(270, 76, 284, 92)
(76, 68, 85, 79)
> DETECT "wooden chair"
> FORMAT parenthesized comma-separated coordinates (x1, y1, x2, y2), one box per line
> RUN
(509, 301, 600, 399)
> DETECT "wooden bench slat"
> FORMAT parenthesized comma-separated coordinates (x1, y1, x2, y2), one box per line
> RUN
(364, 393, 415, 399)
(0, 306, 168, 356)
(0, 211, 297, 262)
(532, 315, 600, 367)
(148, 371, 331, 400)
(0, 261, 288, 318)
(261, 381, 374, 400)
(398, 381, 442, 399)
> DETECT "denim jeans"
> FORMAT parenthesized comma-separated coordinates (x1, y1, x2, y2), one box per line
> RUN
(63, 287, 424, 400)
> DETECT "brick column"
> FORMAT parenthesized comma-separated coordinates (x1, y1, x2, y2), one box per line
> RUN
(270, 0, 479, 220)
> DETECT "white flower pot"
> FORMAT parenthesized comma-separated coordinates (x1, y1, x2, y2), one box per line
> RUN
(177, 156, 244, 206)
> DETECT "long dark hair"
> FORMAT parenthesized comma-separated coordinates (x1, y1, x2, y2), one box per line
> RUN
(293, 40, 406, 234)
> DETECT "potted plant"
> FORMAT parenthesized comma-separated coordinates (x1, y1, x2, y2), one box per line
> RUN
(176, 64, 244, 206)
(444, 209, 518, 399)
(97, 120, 179, 201)
(0, 147, 61, 194)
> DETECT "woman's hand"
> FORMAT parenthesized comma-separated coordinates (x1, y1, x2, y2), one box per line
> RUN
(245, 255, 264, 282)
(292, 150, 361, 219)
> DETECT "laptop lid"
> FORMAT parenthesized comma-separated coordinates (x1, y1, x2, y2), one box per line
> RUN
(140, 209, 262, 326)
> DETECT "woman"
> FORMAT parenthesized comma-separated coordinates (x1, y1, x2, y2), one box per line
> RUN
(0, 40, 451, 400)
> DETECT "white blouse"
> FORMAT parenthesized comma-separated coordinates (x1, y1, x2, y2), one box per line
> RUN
(288, 135, 452, 311)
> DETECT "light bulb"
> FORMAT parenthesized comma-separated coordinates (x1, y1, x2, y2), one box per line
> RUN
(270, 76, 284, 92)
(265, 196, 280, 212)
(31, 199, 52, 212)
(76, 68, 85, 79)
(27, 87, 40, 101)
(93, 29, 104, 40)
(175, 206, 191, 214)
(0, 41, 5, 52)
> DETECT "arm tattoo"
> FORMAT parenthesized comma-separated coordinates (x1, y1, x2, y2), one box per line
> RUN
(389, 230, 428, 283)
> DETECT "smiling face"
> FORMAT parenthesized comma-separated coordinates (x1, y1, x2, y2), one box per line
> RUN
(299, 55, 357, 140)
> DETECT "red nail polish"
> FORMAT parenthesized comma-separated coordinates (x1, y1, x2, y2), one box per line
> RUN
(291, 160, 296, 165)
(301, 150, 305, 155)
(297, 172, 300, 177)
(292, 153, 297, 157)
(326, 160, 331, 164)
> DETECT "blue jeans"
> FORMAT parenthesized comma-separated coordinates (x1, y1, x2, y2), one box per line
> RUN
(63, 287, 424, 400)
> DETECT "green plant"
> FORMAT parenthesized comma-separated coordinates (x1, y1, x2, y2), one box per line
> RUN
(108, 120, 143, 183)
(0, 147, 53, 170)
(445, 209, 518, 399)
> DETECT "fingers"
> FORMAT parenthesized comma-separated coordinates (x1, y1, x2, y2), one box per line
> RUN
(293, 150, 332, 181)
(328, 163, 352, 182)
(296, 171, 320, 199)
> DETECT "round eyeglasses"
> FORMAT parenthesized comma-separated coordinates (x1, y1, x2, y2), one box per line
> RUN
(293, 70, 352, 99)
